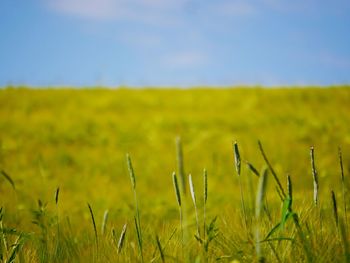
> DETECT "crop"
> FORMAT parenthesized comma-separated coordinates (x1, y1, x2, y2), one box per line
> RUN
(0, 86, 349, 262)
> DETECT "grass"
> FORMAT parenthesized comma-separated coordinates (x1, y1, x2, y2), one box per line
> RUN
(0, 86, 350, 262)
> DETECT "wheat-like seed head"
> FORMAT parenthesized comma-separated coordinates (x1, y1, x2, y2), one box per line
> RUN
(126, 154, 136, 189)
(310, 146, 319, 206)
(203, 169, 208, 204)
(233, 141, 241, 176)
(172, 172, 181, 207)
(189, 174, 196, 206)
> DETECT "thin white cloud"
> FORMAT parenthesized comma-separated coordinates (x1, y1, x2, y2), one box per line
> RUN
(46, 0, 189, 23)
(210, 1, 258, 16)
(318, 52, 350, 69)
(118, 31, 163, 48)
(46, 0, 120, 20)
(161, 51, 208, 68)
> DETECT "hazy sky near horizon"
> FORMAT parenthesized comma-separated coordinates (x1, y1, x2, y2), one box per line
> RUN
(0, 0, 350, 87)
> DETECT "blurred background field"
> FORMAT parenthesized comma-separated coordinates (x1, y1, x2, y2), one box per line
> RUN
(1, 87, 349, 218)
(0, 86, 350, 261)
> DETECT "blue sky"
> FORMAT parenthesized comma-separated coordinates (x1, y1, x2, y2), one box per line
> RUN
(0, 0, 349, 87)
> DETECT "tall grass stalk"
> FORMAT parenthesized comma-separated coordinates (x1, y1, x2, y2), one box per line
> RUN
(117, 223, 127, 254)
(134, 216, 143, 262)
(54, 187, 60, 257)
(189, 174, 200, 238)
(255, 168, 268, 263)
(287, 175, 293, 212)
(101, 210, 109, 235)
(310, 146, 323, 241)
(203, 169, 207, 241)
(126, 154, 143, 262)
(258, 141, 286, 199)
(172, 172, 183, 245)
(310, 147, 319, 206)
(7, 233, 24, 263)
(339, 218, 350, 262)
(233, 142, 248, 234)
(87, 203, 98, 251)
(338, 147, 347, 228)
(331, 190, 339, 228)
(155, 234, 165, 263)
(292, 214, 313, 263)
(0, 207, 8, 258)
(176, 137, 186, 195)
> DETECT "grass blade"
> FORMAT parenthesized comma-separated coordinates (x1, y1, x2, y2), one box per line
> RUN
(258, 141, 286, 199)
(1, 170, 15, 190)
(203, 168, 207, 241)
(339, 217, 350, 262)
(234, 142, 248, 235)
(310, 146, 319, 206)
(255, 168, 268, 262)
(55, 187, 60, 205)
(155, 234, 165, 263)
(339, 147, 347, 228)
(117, 223, 127, 254)
(134, 216, 144, 262)
(87, 203, 98, 250)
(245, 161, 260, 177)
(101, 209, 109, 235)
(331, 190, 339, 228)
(189, 174, 200, 237)
(172, 172, 181, 207)
(292, 213, 313, 263)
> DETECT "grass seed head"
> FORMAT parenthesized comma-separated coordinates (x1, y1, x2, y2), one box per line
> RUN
(126, 154, 136, 189)
(203, 168, 208, 204)
(189, 174, 196, 205)
(310, 146, 319, 206)
(117, 223, 127, 254)
(172, 172, 181, 207)
(233, 141, 241, 176)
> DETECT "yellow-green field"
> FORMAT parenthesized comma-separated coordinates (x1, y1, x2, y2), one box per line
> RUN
(0, 86, 350, 262)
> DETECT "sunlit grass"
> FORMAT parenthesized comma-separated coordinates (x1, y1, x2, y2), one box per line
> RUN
(0, 86, 349, 262)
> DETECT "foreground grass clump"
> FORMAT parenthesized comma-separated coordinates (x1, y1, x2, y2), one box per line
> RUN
(0, 140, 349, 262)
(0, 86, 350, 262)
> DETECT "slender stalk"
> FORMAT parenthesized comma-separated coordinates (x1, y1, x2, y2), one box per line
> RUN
(172, 172, 183, 246)
(126, 154, 143, 262)
(339, 217, 350, 263)
(189, 174, 200, 237)
(287, 175, 293, 212)
(101, 210, 109, 235)
(331, 190, 339, 228)
(155, 234, 165, 263)
(176, 137, 186, 195)
(117, 223, 127, 254)
(292, 214, 313, 263)
(255, 168, 268, 263)
(310, 147, 319, 206)
(134, 216, 144, 262)
(54, 187, 60, 257)
(87, 203, 98, 250)
(233, 142, 248, 233)
(0, 207, 8, 258)
(339, 147, 347, 228)
(258, 141, 286, 199)
(203, 169, 207, 241)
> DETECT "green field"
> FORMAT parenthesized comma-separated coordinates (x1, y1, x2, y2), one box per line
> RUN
(0, 86, 350, 262)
